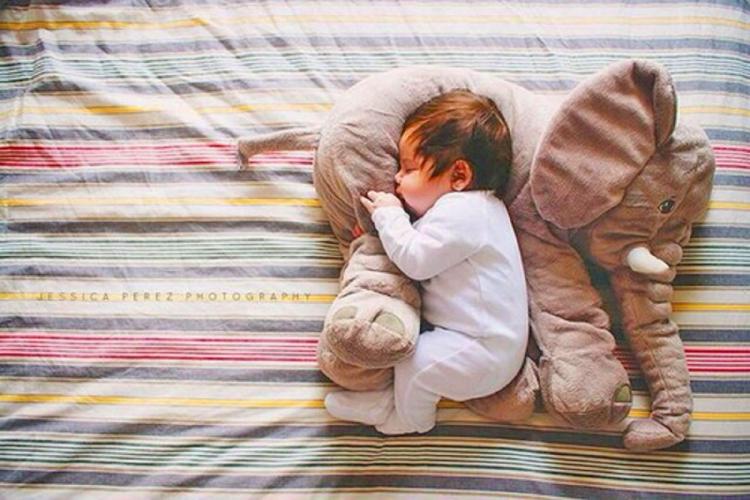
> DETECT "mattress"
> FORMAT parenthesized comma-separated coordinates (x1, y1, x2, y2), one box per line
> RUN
(1, 0, 748, 497)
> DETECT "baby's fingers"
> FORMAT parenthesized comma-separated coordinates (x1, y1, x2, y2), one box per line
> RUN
(360, 195, 375, 214)
(367, 190, 388, 199)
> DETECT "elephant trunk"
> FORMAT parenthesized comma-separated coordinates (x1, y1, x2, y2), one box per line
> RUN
(610, 257, 692, 451)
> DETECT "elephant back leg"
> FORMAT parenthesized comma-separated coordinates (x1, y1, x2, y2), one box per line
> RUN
(319, 234, 421, 390)
(520, 227, 633, 428)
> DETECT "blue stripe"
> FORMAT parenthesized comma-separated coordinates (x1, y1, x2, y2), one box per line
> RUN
(707, 128, 750, 143)
(714, 174, 750, 187)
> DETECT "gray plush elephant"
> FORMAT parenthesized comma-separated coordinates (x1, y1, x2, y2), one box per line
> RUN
(238, 59, 715, 451)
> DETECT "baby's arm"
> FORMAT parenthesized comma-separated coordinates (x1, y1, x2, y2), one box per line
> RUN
(371, 198, 485, 281)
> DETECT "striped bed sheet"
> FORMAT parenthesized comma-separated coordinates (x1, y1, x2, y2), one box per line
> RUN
(0, 0, 747, 498)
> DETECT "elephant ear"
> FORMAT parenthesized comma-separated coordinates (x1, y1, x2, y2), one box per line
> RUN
(530, 59, 677, 229)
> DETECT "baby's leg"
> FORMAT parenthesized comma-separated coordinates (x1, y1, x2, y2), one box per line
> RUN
(377, 328, 497, 435)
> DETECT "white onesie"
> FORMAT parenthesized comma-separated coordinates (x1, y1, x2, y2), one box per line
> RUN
(324, 190, 528, 434)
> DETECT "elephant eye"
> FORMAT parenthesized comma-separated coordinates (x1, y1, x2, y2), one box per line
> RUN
(659, 199, 676, 214)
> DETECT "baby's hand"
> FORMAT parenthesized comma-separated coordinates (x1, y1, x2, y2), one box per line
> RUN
(360, 191, 403, 215)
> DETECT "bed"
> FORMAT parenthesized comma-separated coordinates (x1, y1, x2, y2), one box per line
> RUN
(1, 0, 748, 497)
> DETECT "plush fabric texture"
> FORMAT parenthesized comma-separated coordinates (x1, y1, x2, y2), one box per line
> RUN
(237, 59, 715, 451)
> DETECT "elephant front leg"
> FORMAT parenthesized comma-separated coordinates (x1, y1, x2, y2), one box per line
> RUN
(318, 233, 421, 390)
(610, 264, 692, 451)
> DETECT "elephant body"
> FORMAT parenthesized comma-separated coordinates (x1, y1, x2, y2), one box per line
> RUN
(237, 60, 715, 451)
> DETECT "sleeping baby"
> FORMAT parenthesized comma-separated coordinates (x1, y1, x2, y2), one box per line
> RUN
(324, 89, 529, 434)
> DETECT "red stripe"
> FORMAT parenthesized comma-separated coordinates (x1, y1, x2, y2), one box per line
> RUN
(0, 144, 314, 168)
(713, 145, 750, 152)
(1, 143, 236, 151)
(616, 347, 750, 373)
(0, 151, 312, 160)
(0, 342, 316, 351)
(716, 165, 749, 170)
(0, 334, 318, 343)
(0, 352, 315, 362)
(0, 342, 316, 352)
(0, 334, 319, 360)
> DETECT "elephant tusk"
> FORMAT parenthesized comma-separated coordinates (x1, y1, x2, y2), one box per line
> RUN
(626, 247, 670, 274)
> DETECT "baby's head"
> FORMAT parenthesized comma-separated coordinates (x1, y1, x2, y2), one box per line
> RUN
(395, 89, 512, 218)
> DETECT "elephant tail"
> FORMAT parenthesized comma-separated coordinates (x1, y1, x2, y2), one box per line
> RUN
(237, 125, 321, 163)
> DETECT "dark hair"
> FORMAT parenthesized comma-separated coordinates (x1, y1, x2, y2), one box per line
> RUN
(403, 89, 513, 199)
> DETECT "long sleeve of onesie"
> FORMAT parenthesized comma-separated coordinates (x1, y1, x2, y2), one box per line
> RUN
(371, 194, 486, 281)
(327, 191, 529, 435)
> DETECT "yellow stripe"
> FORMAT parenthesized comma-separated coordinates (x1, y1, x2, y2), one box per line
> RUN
(1, 14, 746, 31)
(709, 201, 750, 210)
(673, 303, 750, 312)
(0, 18, 210, 30)
(681, 106, 750, 117)
(0, 292, 336, 303)
(2, 394, 748, 421)
(2, 104, 740, 120)
(0, 103, 332, 119)
(0, 197, 321, 207)
(1, 105, 157, 115)
(0, 394, 324, 408)
(629, 408, 750, 421)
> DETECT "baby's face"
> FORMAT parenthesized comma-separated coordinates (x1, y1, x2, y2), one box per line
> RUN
(395, 127, 454, 218)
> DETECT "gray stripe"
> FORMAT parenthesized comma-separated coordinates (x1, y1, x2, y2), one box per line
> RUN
(0, 316, 324, 332)
(0, 77, 358, 100)
(3, 220, 333, 234)
(693, 225, 750, 239)
(6, 124, 744, 143)
(2, 76, 744, 101)
(0, 365, 743, 394)
(0, 469, 736, 497)
(680, 328, 750, 342)
(1, 169, 313, 185)
(4, 0, 746, 7)
(4, 125, 262, 141)
(0, 365, 326, 384)
(0, 264, 340, 279)
(2, 33, 746, 58)
(675, 274, 750, 286)
(0, 419, 747, 454)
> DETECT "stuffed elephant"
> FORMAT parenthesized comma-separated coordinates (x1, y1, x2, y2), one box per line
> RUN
(238, 59, 715, 451)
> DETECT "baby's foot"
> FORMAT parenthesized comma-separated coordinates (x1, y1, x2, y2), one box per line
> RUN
(375, 409, 429, 435)
(325, 389, 394, 426)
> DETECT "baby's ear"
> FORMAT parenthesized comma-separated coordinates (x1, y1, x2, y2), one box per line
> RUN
(450, 160, 473, 190)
